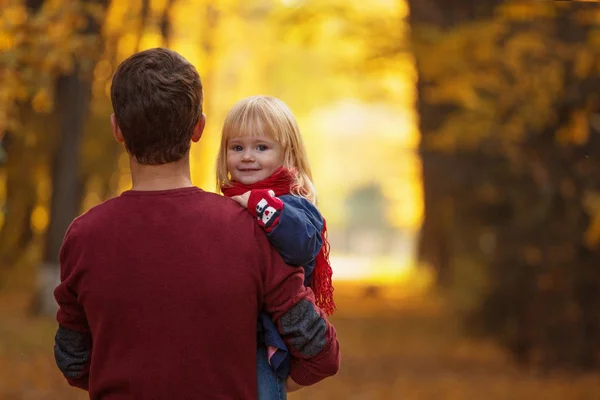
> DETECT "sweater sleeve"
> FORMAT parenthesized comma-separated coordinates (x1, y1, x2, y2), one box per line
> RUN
(53, 220, 92, 390)
(255, 224, 340, 386)
(248, 191, 323, 270)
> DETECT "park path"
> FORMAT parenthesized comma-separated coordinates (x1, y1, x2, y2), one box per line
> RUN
(1, 286, 599, 399)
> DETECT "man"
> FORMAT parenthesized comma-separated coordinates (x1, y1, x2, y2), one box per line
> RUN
(53, 48, 340, 399)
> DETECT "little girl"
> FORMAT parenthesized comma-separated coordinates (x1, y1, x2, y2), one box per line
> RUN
(216, 95, 336, 399)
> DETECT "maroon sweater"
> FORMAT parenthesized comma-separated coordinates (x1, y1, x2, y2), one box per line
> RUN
(54, 187, 340, 399)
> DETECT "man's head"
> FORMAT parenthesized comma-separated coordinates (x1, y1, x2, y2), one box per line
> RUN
(110, 48, 205, 165)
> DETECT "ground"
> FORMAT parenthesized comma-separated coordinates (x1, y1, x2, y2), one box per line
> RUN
(1, 284, 599, 400)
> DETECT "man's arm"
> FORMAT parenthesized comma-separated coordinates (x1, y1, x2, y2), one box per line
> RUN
(53, 220, 92, 390)
(255, 224, 340, 387)
(54, 325, 91, 390)
(286, 377, 304, 392)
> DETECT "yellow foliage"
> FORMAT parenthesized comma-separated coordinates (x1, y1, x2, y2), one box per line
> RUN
(570, 110, 590, 145)
(0, 31, 15, 50)
(2, 5, 29, 27)
(31, 89, 52, 113)
(93, 59, 113, 82)
(425, 76, 479, 109)
(556, 107, 593, 147)
(496, 1, 556, 21)
(2, 0, 415, 236)
(0, 0, 108, 133)
(152, 0, 170, 12)
(583, 191, 600, 249)
(574, 48, 595, 78)
(30, 205, 49, 234)
(138, 29, 164, 50)
(103, 1, 130, 36)
(413, 11, 595, 154)
(574, 7, 600, 25)
(587, 28, 600, 50)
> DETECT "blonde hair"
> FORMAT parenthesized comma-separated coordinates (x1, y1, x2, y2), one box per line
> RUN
(216, 95, 316, 204)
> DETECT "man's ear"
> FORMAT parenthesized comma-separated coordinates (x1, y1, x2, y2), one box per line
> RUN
(110, 114, 125, 143)
(192, 113, 206, 143)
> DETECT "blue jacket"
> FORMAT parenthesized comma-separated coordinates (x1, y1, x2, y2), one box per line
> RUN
(258, 194, 324, 379)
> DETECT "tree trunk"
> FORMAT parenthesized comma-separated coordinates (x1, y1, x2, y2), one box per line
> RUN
(135, 0, 150, 52)
(36, 0, 110, 316)
(160, 0, 176, 47)
(408, 0, 600, 370)
(477, 4, 600, 370)
(408, 0, 503, 286)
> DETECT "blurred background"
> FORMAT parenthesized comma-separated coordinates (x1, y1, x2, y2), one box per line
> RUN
(2, 0, 600, 399)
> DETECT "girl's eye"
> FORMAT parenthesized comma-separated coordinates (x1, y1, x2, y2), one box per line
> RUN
(257, 145, 268, 151)
(231, 145, 243, 151)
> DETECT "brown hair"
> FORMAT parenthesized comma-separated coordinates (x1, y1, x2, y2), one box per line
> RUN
(215, 96, 317, 204)
(110, 48, 203, 165)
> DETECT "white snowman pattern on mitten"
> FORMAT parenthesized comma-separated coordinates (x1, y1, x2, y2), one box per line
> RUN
(255, 198, 281, 228)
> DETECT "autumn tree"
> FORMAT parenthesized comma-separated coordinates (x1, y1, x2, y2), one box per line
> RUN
(408, 0, 600, 369)
(0, 1, 149, 311)
(407, 0, 503, 286)
(0, 1, 110, 286)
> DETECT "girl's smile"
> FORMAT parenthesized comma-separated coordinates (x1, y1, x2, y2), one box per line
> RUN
(227, 135, 284, 185)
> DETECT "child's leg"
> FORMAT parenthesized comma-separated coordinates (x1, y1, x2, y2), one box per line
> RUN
(257, 343, 287, 400)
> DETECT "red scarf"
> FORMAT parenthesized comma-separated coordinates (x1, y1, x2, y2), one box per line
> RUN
(222, 167, 336, 315)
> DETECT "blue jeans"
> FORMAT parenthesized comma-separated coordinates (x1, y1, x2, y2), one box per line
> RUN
(257, 344, 287, 400)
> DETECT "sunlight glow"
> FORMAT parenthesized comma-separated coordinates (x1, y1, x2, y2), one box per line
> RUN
(106, 0, 420, 286)
(30, 205, 49, 234)
(331, 254, 433, 290)
(279, 0, 303, 7)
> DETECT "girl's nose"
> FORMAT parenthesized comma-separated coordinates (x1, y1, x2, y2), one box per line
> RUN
(241, 150, 254, 161)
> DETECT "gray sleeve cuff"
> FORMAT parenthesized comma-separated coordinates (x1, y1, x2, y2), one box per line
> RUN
(279, 299, 327, 357)
(54, 325, 91, 378)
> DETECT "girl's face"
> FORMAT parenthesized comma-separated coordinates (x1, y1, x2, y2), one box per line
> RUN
(226, 135, 285, 185)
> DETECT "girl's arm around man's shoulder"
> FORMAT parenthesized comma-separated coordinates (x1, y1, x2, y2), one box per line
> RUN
(247, 190, 324, 268)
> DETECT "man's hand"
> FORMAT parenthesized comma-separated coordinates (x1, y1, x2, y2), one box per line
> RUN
(231, 191, 251, 208)
(286, 377, 304, 393)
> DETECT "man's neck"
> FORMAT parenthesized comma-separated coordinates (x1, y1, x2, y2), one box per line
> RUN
(129, 156, 194, 191)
